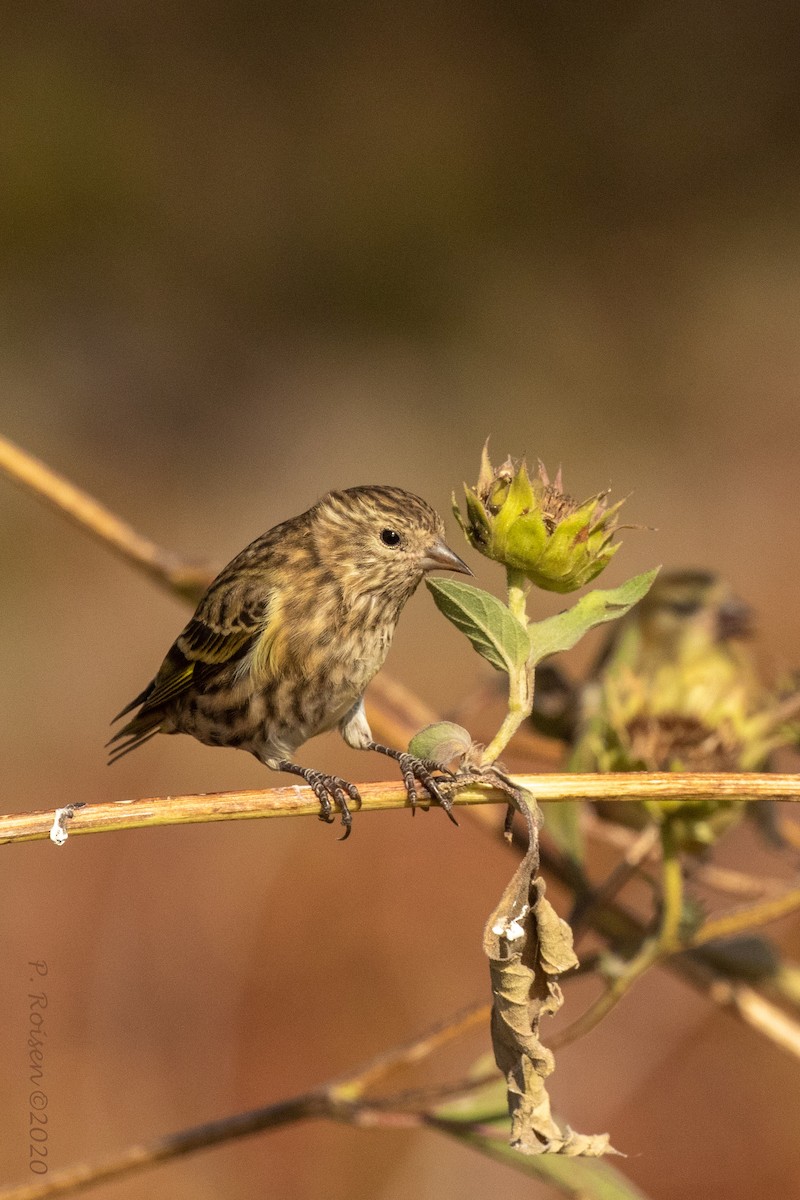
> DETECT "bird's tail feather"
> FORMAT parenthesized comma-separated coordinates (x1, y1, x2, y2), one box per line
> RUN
(111, 681, 156, 725)
(106, 724, 162, 765)
(107, 679, 162, 765)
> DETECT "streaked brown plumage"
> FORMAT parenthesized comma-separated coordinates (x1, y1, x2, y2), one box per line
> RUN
(109, 485, 471, 836)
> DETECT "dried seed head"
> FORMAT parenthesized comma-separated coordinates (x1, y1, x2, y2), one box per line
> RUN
(453, 445, 625, 592)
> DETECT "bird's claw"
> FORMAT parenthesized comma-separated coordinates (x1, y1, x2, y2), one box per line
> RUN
(395, 752, 459, 826)
(288, 767, 361, 839)
(323, 774, 361, 841)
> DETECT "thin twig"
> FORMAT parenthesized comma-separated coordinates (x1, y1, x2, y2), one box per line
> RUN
(687, 861, 786, 899)
(690, 883, 800, 947)
(365, 673, 440, 754)
(3, 774, 800, 846)
(676, 956, 800, 1058)
(569, 823, 661, 935)
(0, 1006, 503, 1200)
(331, 1004, 490, 1098)
(0, 434, 214, 601)
(353, 1068, 497, 1112)
(551, 822, 685, 1049)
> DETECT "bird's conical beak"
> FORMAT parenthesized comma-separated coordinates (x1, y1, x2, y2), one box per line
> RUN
(717, 596, 754, 641)
(421, 539, 473, 575)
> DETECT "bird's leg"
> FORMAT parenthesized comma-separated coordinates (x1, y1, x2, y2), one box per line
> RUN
(365, 742, 458, 825)
(272, 760, 361, 840)
(338, 697, 457, 825)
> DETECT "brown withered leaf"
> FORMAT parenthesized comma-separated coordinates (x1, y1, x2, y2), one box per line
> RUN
(483, 788, 617, 1156)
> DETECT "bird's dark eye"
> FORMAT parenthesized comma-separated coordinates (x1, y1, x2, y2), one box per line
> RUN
(668, 599, 701, 616)
(380, 528, 402, 547)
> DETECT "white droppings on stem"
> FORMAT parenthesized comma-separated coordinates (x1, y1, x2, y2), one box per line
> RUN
(49, 807, 74, 846)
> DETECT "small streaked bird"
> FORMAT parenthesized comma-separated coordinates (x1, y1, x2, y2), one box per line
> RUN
(531, 570, 767, 855)
(531, 570, 757, 755)
(570, 570, 800, 853)
(109, 485, 471, 837)
(571, 569, 758, 774)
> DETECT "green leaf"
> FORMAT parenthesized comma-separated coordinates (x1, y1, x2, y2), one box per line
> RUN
(426, 578, 530, 673)
(528, 568, 660, 665)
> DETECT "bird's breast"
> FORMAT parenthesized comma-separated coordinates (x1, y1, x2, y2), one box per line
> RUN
(171, 604, 399, 757)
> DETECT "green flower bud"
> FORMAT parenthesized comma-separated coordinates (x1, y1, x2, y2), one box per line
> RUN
(453, 446, 624, 592)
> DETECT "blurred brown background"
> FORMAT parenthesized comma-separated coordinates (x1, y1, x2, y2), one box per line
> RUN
(2, 3, 800, 1197)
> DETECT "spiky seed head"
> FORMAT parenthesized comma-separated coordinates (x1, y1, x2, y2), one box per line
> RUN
(453, 444, 625, 593)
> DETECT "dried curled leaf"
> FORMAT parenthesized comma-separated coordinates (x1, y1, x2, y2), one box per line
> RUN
(437, 1083, 649, 1198)
(483, 789, 617, 1156)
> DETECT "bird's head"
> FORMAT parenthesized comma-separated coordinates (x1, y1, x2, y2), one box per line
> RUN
(637, 570, 754, 657)
(313, 485, 471, 608)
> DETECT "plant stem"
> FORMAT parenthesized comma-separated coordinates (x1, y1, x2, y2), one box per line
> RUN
(689, 882, 800, 947)
(658, 821, 684, 949)
(506, 567, 530, 626)
(480, 568, 533, 765)
(569, 823, 661, 936)
(551, 821, 684, 1048)
(480, 675, 532, 765)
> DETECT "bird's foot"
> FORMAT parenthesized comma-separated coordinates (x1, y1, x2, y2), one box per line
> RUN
(366, 742, 458, 825)
(276, 761, 361, 840)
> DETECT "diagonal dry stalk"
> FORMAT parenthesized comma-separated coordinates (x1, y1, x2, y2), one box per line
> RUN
(0, 1093, 469, 1200)
(0, 1000, 510, 1200)
(0, 435, 215, 601)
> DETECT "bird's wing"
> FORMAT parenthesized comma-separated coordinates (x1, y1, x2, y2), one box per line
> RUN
(108, 520, 304, 765)
(111, 576, 280, 727)
(149, 583, 278, 710)
(107, 585, 279, 764)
